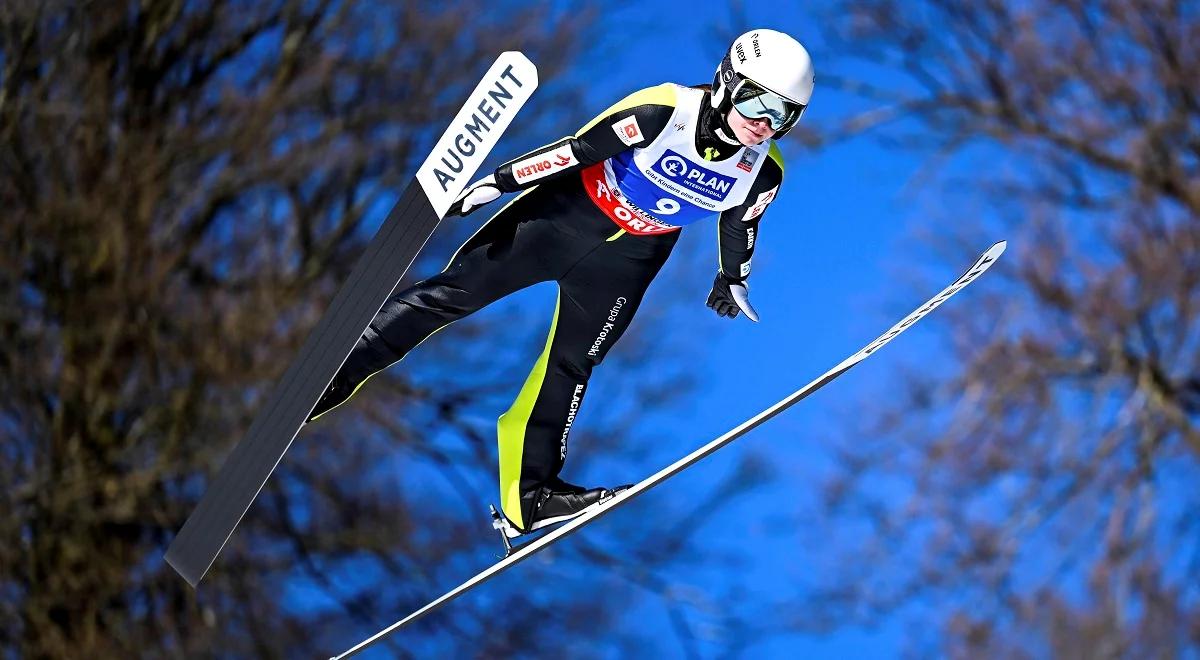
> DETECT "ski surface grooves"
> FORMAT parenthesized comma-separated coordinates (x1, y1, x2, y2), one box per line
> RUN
(330, 241, 1006, 658)
(165, 52, 538, 586)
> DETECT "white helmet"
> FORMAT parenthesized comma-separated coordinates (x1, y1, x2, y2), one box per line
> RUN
(711, 29, 815, 138)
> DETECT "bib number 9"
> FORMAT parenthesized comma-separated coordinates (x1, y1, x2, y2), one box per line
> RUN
(652, 198, 680, 215)
(614, 196, 681, 220)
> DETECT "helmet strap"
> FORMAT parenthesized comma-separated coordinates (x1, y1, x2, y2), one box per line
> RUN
(715, 126, 741, 146)
(700, 79, 746, 148)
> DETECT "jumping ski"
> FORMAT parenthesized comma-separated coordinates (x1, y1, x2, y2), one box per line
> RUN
(329, 240, 1007, 659)
(165, 52, 539, 587)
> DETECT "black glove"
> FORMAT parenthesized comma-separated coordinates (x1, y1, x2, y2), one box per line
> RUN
(706, 271, 760, 322)
(446, 174, 502, 217)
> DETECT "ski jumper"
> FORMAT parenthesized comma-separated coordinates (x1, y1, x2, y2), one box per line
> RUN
(315, 84, 784, 531)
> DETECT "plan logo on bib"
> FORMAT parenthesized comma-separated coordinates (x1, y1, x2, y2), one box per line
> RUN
(651, 149, 736, 202)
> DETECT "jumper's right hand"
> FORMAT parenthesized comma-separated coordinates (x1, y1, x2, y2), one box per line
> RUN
(706, 271, 760, 322)
(446, 174, 502, 217)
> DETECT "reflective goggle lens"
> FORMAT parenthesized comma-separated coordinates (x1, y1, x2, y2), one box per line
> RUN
(731, 80, 805, 131)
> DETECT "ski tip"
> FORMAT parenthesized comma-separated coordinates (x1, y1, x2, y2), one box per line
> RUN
(496, 51, 539, 85)
(988, 240, 1007, 257)
(417, 51, 539, 217)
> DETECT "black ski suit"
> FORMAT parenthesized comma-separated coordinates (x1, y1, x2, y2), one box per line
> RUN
(314, 83, 784, 531)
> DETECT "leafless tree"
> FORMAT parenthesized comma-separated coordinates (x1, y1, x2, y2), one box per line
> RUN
(789, 0, 1200, 655)
(0, 1, 776, 657)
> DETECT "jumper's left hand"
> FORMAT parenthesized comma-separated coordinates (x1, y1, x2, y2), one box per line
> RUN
(446, 174, 502, 217)
(706, 272, 760, 322)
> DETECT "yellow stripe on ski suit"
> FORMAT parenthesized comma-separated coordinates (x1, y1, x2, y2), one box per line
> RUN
(308, 374, 376, 422)
(312, 187, 544, 423)
(492, 86, 675, 527)
(573, 83, 676, 136)
(496, 291, 562, 529)
(767, 141, 785, 173)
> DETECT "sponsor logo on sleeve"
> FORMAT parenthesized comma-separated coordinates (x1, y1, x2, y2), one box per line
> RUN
(613, 116, 643, 147)
(740, 259, 752, 278)
(510, 143, 576, 184)
(741, 186, 778, 221)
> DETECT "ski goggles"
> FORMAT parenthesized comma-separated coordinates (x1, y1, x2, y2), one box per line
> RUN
(730, 79, 806, 132)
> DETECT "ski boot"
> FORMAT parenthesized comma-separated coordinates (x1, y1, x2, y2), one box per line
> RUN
(490, 478, 630, 555)
(307, 371, 359, 423)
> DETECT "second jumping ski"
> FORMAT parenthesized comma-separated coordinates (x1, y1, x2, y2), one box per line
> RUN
(330, 240, 1007, 659)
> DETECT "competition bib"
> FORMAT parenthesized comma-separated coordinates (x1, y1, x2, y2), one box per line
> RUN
(582, 85, 770, 235)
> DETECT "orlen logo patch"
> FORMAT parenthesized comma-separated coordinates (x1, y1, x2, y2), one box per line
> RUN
(613, 116, 643, 147)
(511, 144, 576, 184)
(651, 150, 736, 202)
(742, 186, 778, 221)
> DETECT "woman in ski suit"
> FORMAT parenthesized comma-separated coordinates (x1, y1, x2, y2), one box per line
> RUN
(308, 29, 815, 537)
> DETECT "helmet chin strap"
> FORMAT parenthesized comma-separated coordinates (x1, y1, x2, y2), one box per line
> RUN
(700, 84, 746, 153)
(714, 126, 742, 146)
